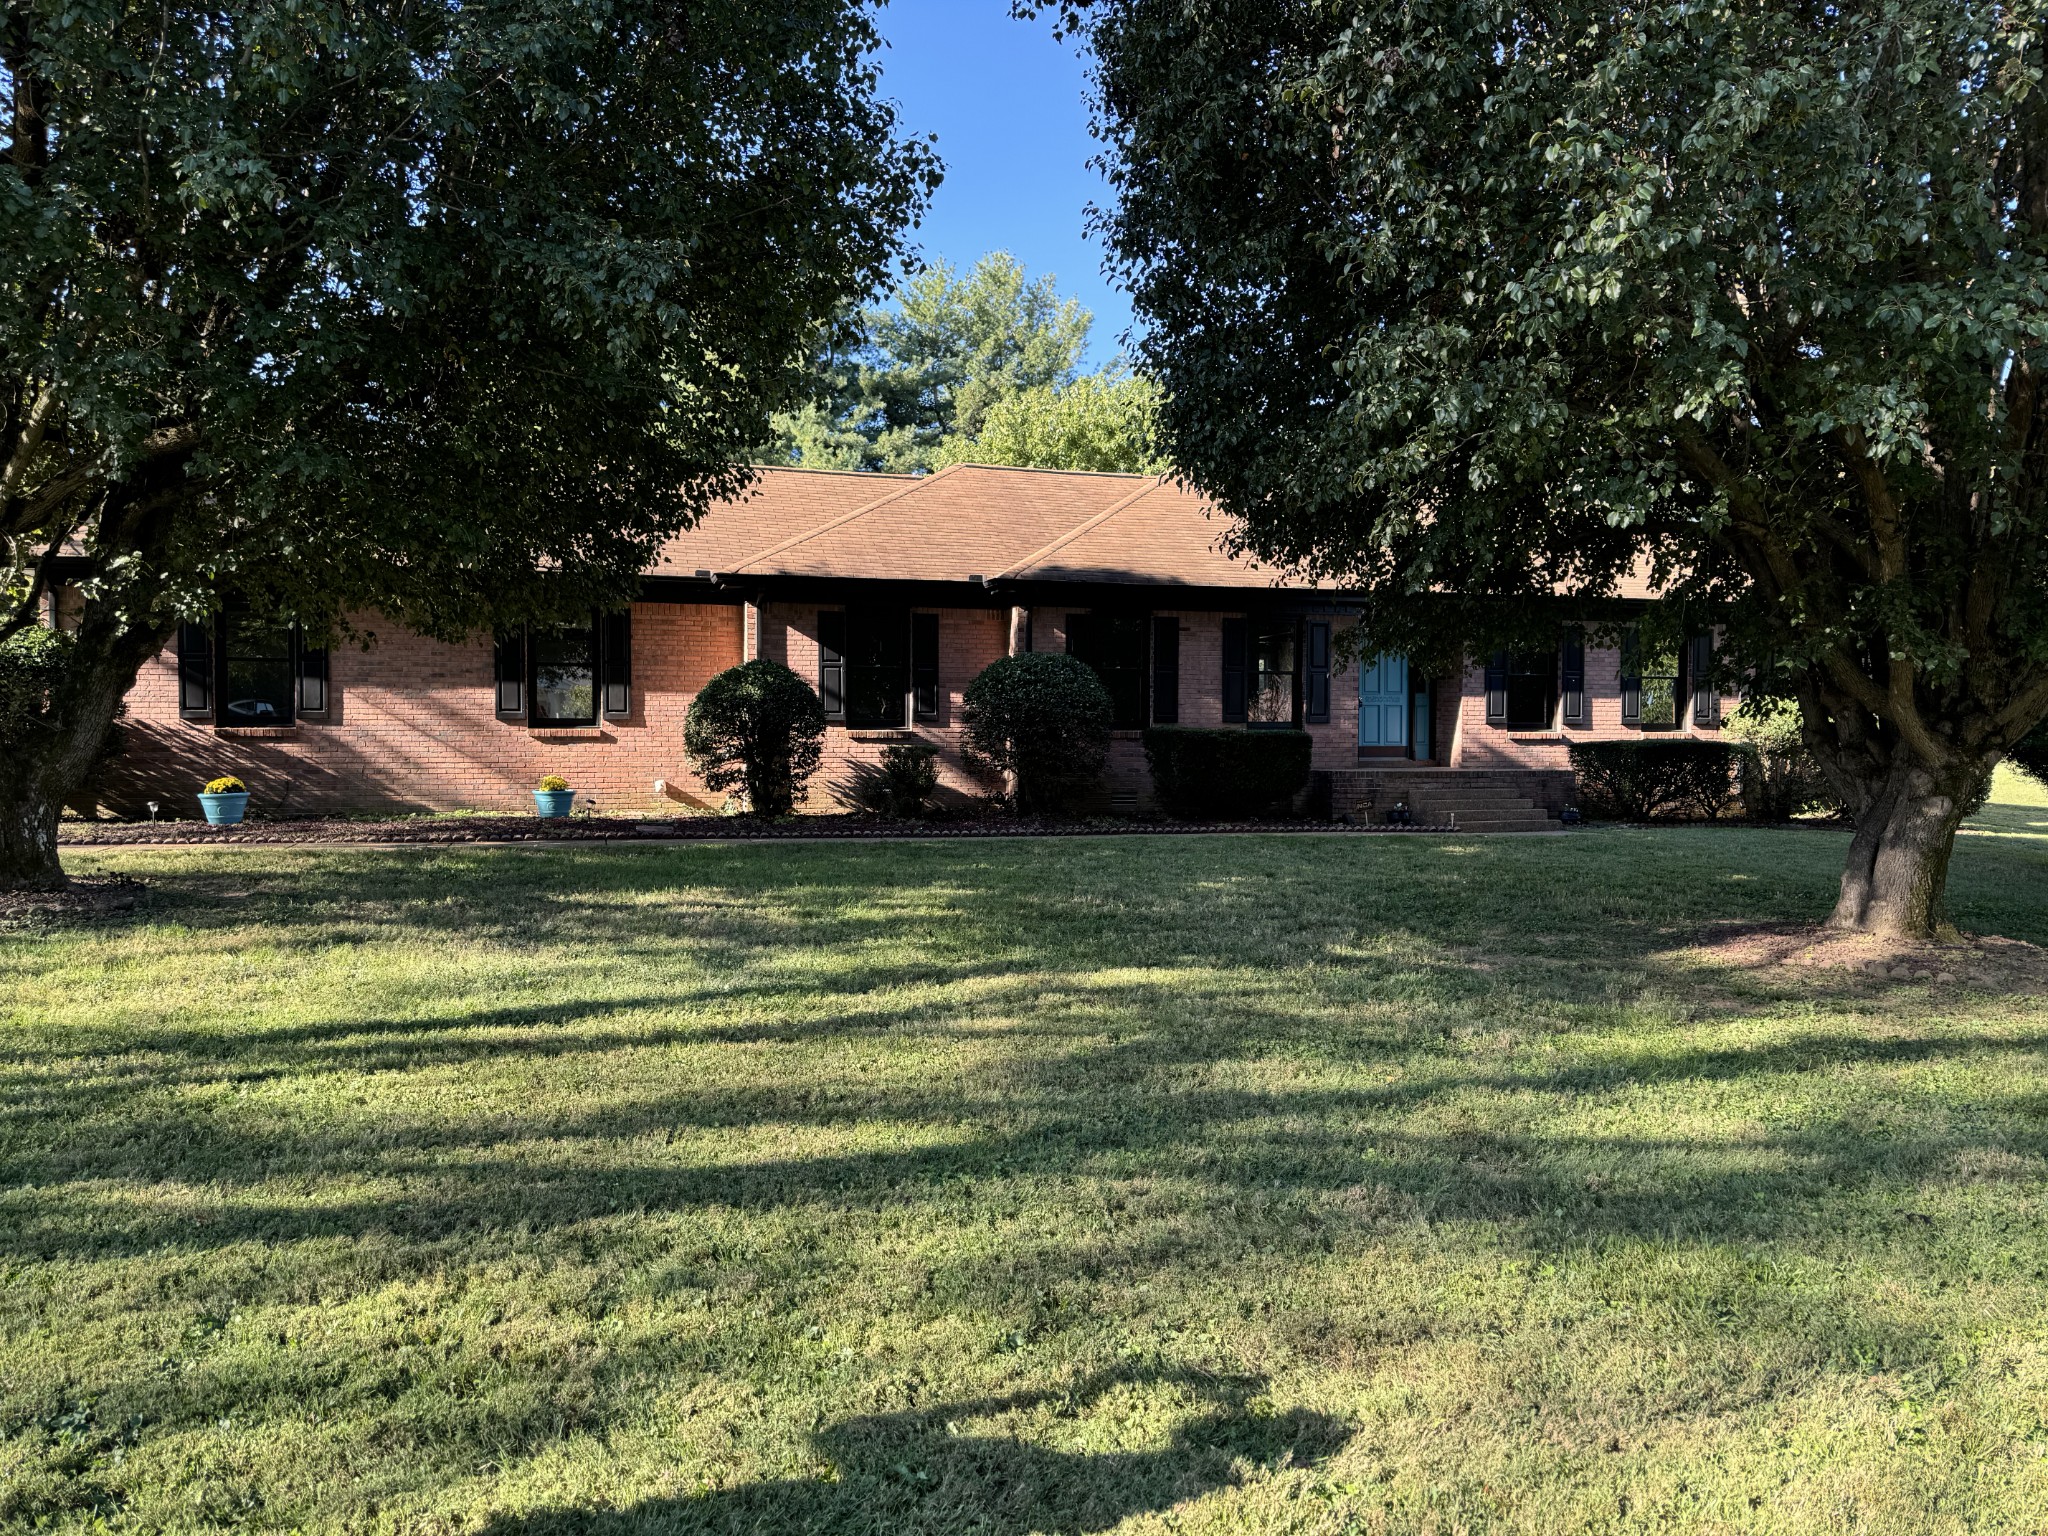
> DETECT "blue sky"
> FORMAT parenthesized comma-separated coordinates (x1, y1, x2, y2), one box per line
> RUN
(872, 0, 1134, 368)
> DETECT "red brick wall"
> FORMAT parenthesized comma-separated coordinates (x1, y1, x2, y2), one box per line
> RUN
(1447, 643, 1741, 769)
(102, 603, 744, 817)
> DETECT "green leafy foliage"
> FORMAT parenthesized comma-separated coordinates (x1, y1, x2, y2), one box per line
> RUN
(0, 627, 69, 737)
(683, 661, 827, 818)
(1047, 0, 2048, 932)
(935, 368, 1166, 474)
(1569, 742, 1739, 823)
(0, 0, 935, 882)
(767, 252, 1139, 473)
(831, 742, 943, 819)
(1726, 702, 1838, 823)
(961, 652, 1113, 815)
(2012, 724, 2048, 789)
(1141, 727, 1311, 820)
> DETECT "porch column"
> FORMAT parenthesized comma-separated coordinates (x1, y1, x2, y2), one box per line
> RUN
(1008, 605, 1030, 656)
(743, 600, 761, 662)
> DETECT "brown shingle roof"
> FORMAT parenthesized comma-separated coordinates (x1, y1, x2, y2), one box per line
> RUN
(729, 463, 1158, 582)
(650, 463, 1667, 600)
(995, 477, 1296, 588)
(655, 462, 1291, 590)
(651, 467, 914, 578)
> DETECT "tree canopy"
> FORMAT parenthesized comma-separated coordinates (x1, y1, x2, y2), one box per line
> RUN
(1049, 0, 2048, 937)
(0, 0, 936, 885)
(767, 251, 1163, 474)
(934, 367, 1165, 474)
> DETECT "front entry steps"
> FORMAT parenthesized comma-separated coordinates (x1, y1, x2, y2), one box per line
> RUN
(1322, 768, 1573, 833)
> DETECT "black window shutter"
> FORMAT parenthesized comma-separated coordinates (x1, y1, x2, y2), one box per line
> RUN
(1690, 633, 1718, 726)
(1620, 629, 1642, 726)
(494, 630, 525, 717)
(1305, 621, 1332, 725)
(1484, 651, 1508, 726)
(1063, 613, 1090, 657)
(817, 610, 846, 722)
(178, 622, 213, 718)
(1151, 616, 1179, 724)
(1220, 618, 1248, 723)
(603, 609, 632, 718)
(1560, 631, 1587, 726)
(911, 612, 940, 720)
(296, 627, 330, 716)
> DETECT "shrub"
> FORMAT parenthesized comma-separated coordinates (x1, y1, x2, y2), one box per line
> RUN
(203, 775, 247, 795)
(0, 626, 70, 735)
(1142, 727, 1313, 820)
(537, 774, 570, 793)
(1568, 740, 1738, 821)
(683, 660, 826, 817)
(961, 652, 1113, 815)
(832, 742, 941, 819)
(2013, 721, 2048, 788)
(1726, 701, 1838, 821)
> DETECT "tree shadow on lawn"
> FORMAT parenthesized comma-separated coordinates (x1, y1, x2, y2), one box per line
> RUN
(11, 841, 2048, 1524)
(480, 1372, 1350, 1536)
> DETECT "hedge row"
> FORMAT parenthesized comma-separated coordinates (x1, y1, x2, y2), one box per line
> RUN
(1141, 726, 1313, 819)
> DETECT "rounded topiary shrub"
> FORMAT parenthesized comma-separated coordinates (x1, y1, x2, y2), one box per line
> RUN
(2013, 721, 2048, 788)
(961, 652, 1113, 815)
(683, 659, 825, 817)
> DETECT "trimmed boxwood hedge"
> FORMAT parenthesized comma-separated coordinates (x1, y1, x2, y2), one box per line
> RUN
(1142, 726, 1313, 820)
(1568, 739, 1738, 821)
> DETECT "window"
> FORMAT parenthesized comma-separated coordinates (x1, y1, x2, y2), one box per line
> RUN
(493, 612, 631, 726)
(1248, 619, 1298, 726)
(1485, 648, 1559, 730)
(179, 614, 329, 725)
(1067, 613, 1149, 729)
(222, 617, 298, 725)
(1621, 629, 1681, 729)
(531, 622, 599, 726)
(1220, 617, 1300, 726)
(818, 608, 937, 729)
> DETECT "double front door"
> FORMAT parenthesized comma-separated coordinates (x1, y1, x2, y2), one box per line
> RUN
(1358, 653, 1430, 758)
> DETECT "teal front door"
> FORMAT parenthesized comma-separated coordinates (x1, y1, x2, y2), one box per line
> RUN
(1358, 653, 1409, 749)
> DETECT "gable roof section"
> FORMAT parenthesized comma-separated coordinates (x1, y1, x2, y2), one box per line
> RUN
(650, 462, 1292, 590)
(995, 477, 1294, 588)
(651, 466, 913, 578)
(729, 463, 1161, 582)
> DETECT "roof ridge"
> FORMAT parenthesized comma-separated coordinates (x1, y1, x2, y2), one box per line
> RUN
(941, 461, 1152, 481)
(746, 462, 918, 480)
(726, 462, 965, 576)
(990, 476, 1169, 582)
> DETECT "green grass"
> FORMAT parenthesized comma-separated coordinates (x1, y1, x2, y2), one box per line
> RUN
(3, 791, 2047, 1534)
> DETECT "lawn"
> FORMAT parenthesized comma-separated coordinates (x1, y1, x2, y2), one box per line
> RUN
(3, 792, 2047, 1533)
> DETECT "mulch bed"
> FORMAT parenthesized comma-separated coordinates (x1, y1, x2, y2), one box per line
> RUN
(0, 874, 147, 928)
(58, 813, 1468, 847)
(1680, 922, 2048, 992)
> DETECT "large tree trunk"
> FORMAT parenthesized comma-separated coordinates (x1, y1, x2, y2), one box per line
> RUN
(0, 613, 167, 891)
(1824, 755, 1990, 941)
(0, 772, 65, 890)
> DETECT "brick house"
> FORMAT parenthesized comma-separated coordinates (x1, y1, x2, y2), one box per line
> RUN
(95, 463, 1735, 827)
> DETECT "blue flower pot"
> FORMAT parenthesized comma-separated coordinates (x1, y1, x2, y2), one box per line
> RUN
(197, 791, 249, 827)
(533, 788, 576, 819)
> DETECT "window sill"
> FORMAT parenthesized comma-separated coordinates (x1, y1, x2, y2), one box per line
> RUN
(845, 728, 923, 742)
(215, 725, 300, 738)
(529, 726, 612, 741)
